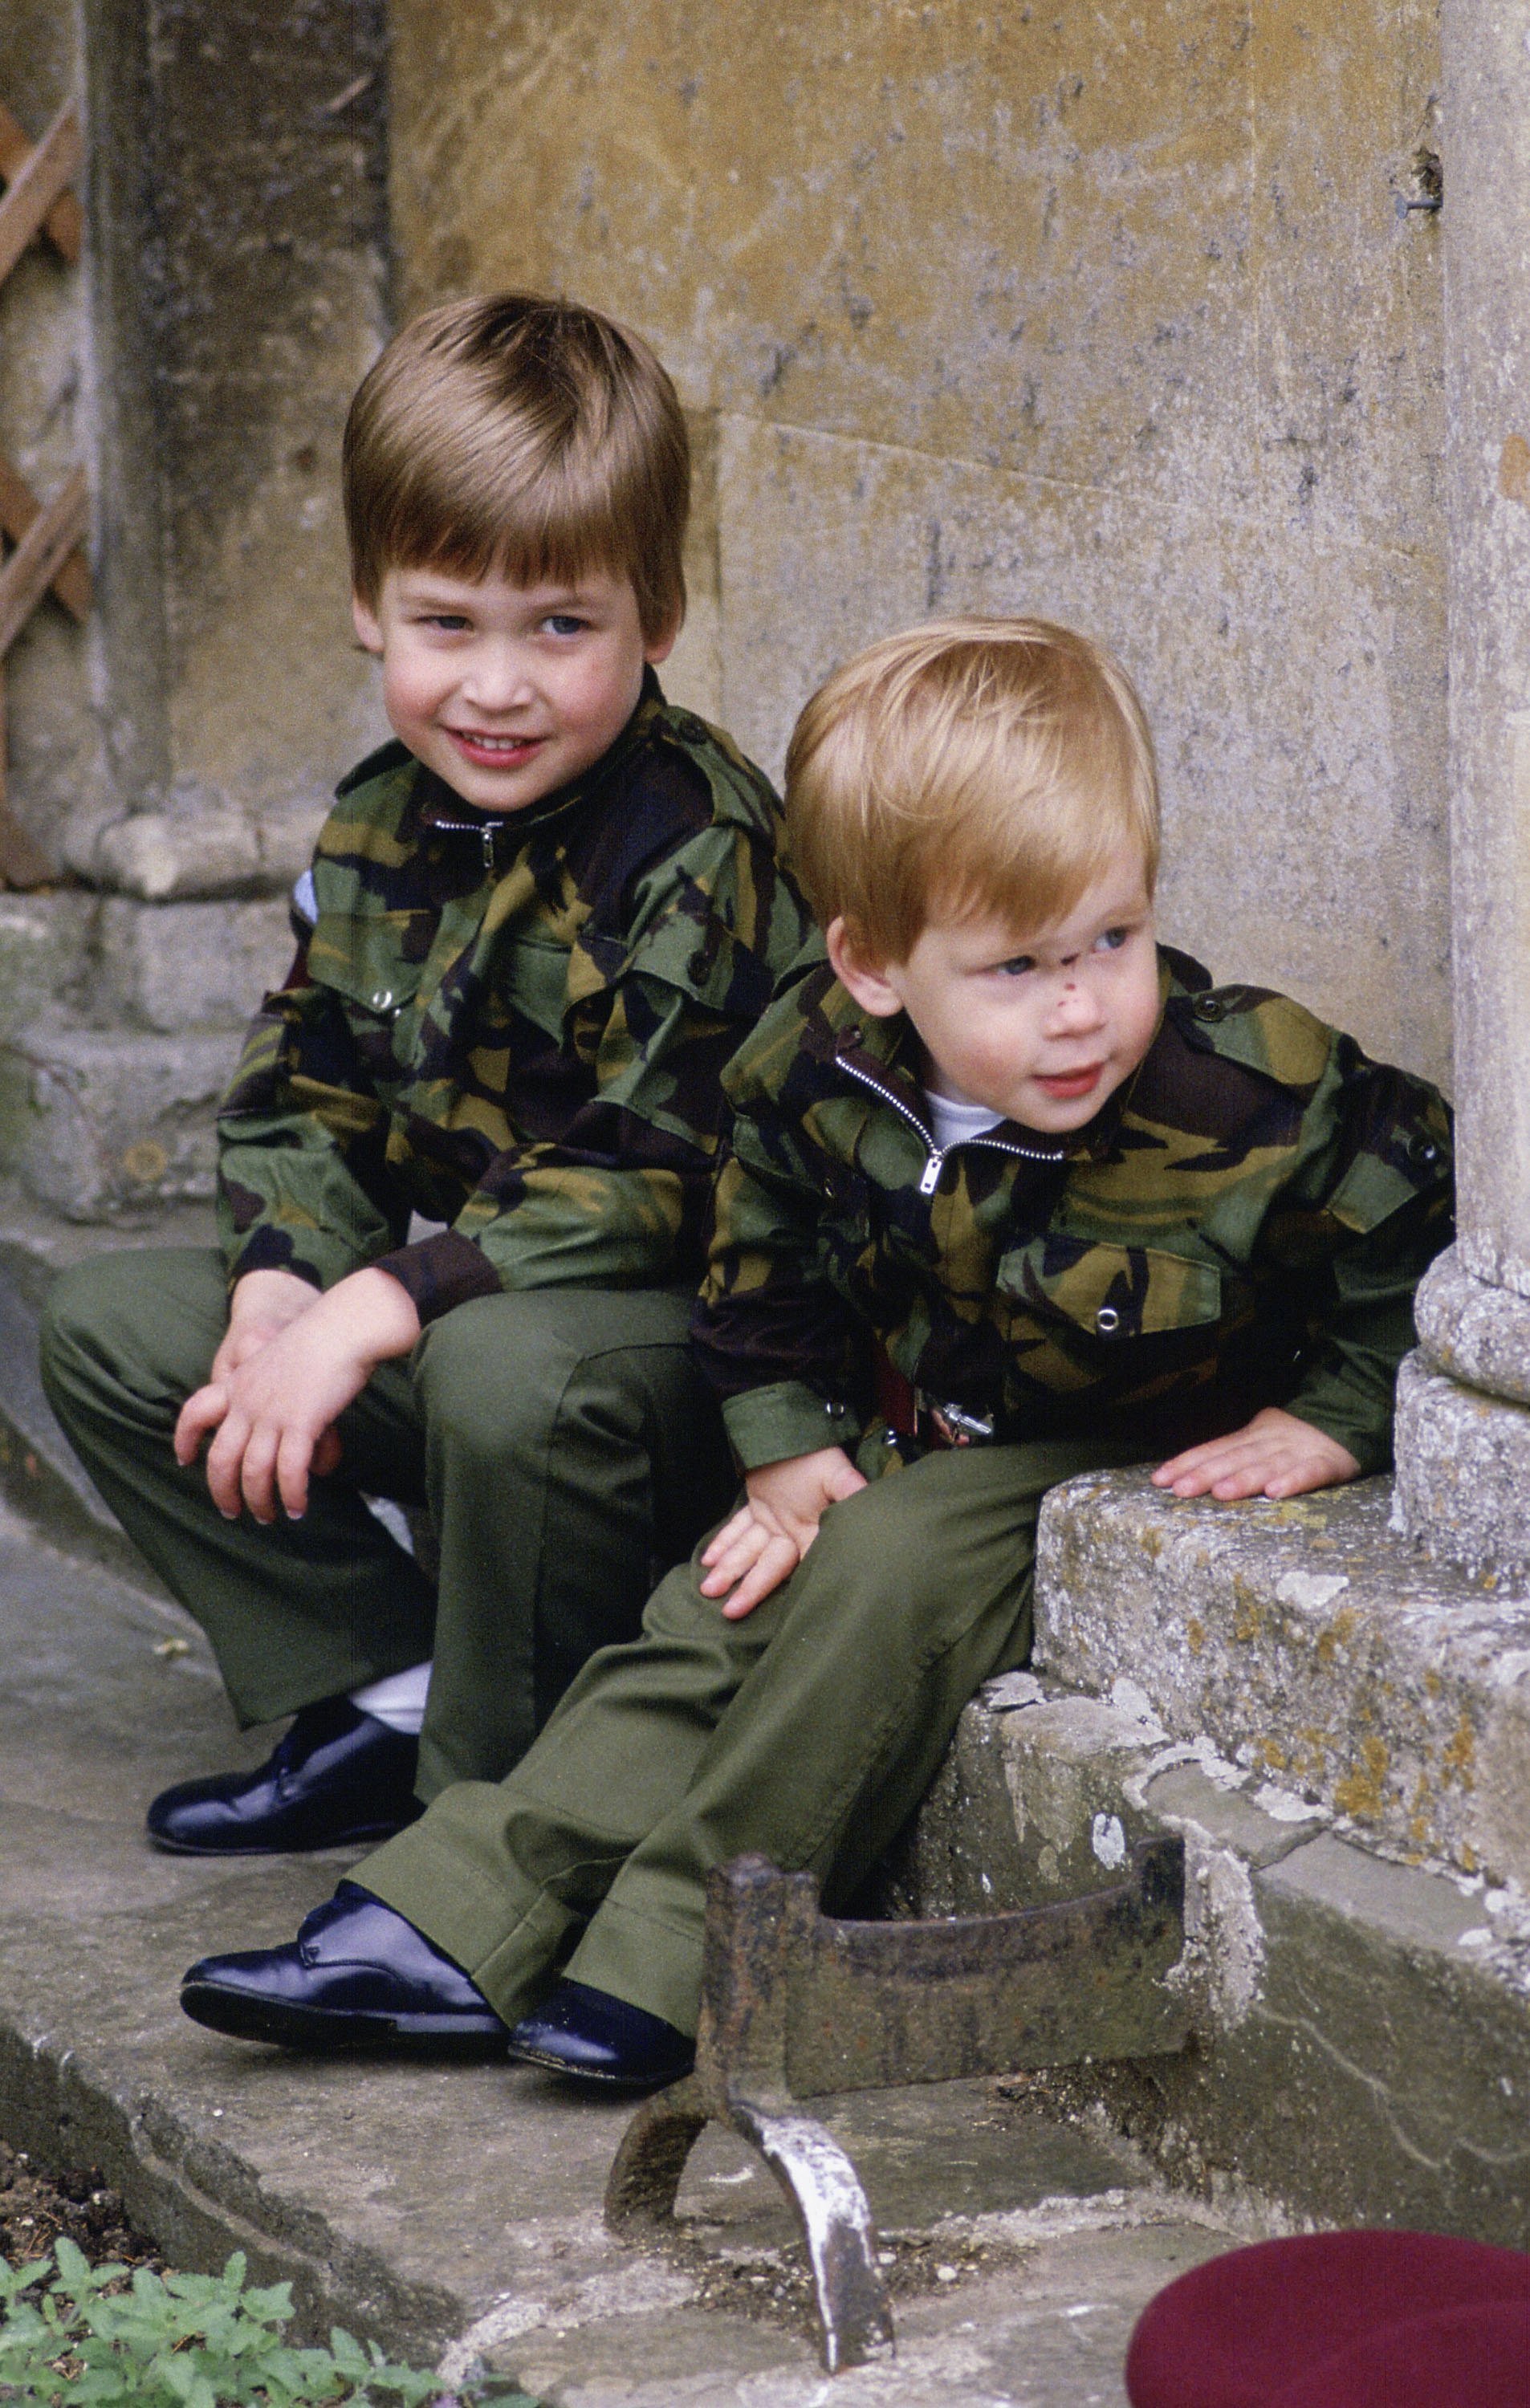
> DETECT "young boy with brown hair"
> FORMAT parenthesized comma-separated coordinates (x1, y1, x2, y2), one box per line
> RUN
(41, 293, 810, 1853)
(173, 617, 1452, 2081)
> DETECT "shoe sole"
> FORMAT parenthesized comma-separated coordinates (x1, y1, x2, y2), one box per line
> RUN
(149, 1820, 415, 1857)
(180, 1982, 511, 2058)
(507, 2035, 693, 2093)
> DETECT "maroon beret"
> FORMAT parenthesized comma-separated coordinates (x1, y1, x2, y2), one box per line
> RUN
(1126, 2230, 1530, 2408)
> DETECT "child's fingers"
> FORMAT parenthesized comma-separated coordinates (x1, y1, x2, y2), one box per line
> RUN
(1205, 1461, 1285, 1500)
(1159, 1438, 1272, 1497)
(698, 1517, 771, 1597)
(238, 1425, 283, 1525)
(174, 1383, 229, 1465)
(720, 1534, 800, 1619)
(701, 1504, 759, 1568)
(275, 1426, 315, 1522)
(202, 1413, 253, 1519)
(1152, 1439, 1229, 1486)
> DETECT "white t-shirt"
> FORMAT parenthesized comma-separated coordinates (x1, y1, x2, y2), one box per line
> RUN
(923, 1085, 1004, 1153)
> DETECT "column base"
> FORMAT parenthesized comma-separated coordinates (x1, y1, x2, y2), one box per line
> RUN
(1394, 1248, 1530, 1573)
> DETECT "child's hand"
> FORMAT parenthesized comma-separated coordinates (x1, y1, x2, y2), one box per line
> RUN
(174, 1267, 421, 1523)
(1152, 1406, 1361, 1502)
(699, 1446, 868, 1620)
(210, 1268, 321, 1385)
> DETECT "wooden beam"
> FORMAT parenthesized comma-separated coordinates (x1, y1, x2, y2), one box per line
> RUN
(0, 103, 82, 290)
(0, 102, 82, 262)
(0, 467, 88, 658)
(0, 454, 90, 621)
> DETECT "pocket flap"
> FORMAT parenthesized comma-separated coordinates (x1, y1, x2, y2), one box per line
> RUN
(998, 1236, 1222, 1341)
(306, 912, 431, 1019)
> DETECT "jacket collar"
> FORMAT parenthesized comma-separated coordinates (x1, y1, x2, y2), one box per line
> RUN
(808, 954, 1183, 1167)
(415, 666, 669, 844)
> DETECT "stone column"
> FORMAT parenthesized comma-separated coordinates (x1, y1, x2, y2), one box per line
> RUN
(1393, 0, 1530, 1571)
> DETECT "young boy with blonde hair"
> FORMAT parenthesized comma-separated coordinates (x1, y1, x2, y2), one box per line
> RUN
(174, 617, 1452, 2081)
(43, 293, 809, 1869)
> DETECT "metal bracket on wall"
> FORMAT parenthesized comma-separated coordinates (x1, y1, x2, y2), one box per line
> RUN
(0, 97, 92, 889)
(605, 1837, 1188, 2373)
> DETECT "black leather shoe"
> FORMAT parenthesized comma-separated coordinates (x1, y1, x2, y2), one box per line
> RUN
(179, 1881, 511, 2054)
(146, 1698, 422, 1854)
(508, 1979, 695, 2091)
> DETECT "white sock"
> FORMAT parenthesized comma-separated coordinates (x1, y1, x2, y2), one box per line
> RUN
(348, 1660, 433, 1735)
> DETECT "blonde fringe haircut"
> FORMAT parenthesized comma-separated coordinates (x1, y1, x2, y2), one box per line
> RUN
(344, 292, 690, 643)
(785, 617, 1160, 965)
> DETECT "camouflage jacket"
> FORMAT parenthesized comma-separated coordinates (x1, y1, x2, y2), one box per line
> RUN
(218, 675, 812, 1321)
(694, 944, 1454, 1476)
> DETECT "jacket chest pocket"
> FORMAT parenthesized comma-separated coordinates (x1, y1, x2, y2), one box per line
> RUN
(996, 1235, 1223, 1348)
(306, 913, 430, 1087)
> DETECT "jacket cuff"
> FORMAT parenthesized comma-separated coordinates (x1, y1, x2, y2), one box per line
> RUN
(1282, 1383, 1391, 1479)
(722, 1381, 861, 1470)
(373, 1232, 503, 1324)
(225, 1229, 326, 1292)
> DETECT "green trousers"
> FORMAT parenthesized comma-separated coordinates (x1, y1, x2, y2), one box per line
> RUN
(358, 1430, 1141, 2035)
(39, 1247, 735, 1797)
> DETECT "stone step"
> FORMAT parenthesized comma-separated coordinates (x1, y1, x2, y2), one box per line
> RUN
(0, 893, 94, 1042)
(0, 1188, 214, 1583)
(77, 896, 292, 1036)
(0, 890, 289, 1226)
(0, 1507, 1244, 2406)
(0, 888, 290, 1041)
(889, 1664, 1530, 2243)
(0, 1017, 241, 1220)
(1035, 1467, 1530, 1889)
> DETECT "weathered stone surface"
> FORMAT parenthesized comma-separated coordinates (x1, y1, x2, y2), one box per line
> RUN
(1035, 1468, 1530, 1883)
(88, 816, 262, 903)
(1434, 0, 1530, 1293)
(1394, 1350, 1530, 1577)
(1141, 1763, 1325, 1873)
(0, 4, 104, 864)
(877, 1677, 1164, 1919)
(87, 898, 291, 1033)
(712, 411, 1447, 1072)
(6, 0, 389, 881)
(0, 897, 92, 1041)
(0, 1507, 1243, 2404)
(388, 0, 1450, 1084)
(1414, 1243, 1530, 1406)
(0, 1022, 237, 1218)
(899, 1679, 1530, 2239)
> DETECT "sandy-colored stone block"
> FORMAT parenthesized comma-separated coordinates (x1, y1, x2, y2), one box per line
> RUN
(0, 1024, 238, 1218)
(1414, 1244, 1530, 1408)
(1035, 1466, 1530, 1884)
(87, 899, 292, 1035)
(714, 413, 1448, 1081)
(0, 896, 92, 1042)
(90, 816, 262, 903)
(1393, 1352, 1530, 1580)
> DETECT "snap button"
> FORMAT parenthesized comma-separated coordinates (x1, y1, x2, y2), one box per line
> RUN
(1095, 1304, 1122, 1336)
(686, 949, 710, 984)
(824, 1397, 848, 1419)
(1407, 1133, 1439, 1167)
(836, 1026, 864, 1051)
(1193, 995, 1227, 1023)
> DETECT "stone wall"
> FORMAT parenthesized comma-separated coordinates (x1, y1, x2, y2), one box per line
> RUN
(0, 2, 103, 860)
(386, 0, 1450, 1085)
(2, 0, 391, 884)
(71, 0, 393, 885)
(0, 2, 393, 1222)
